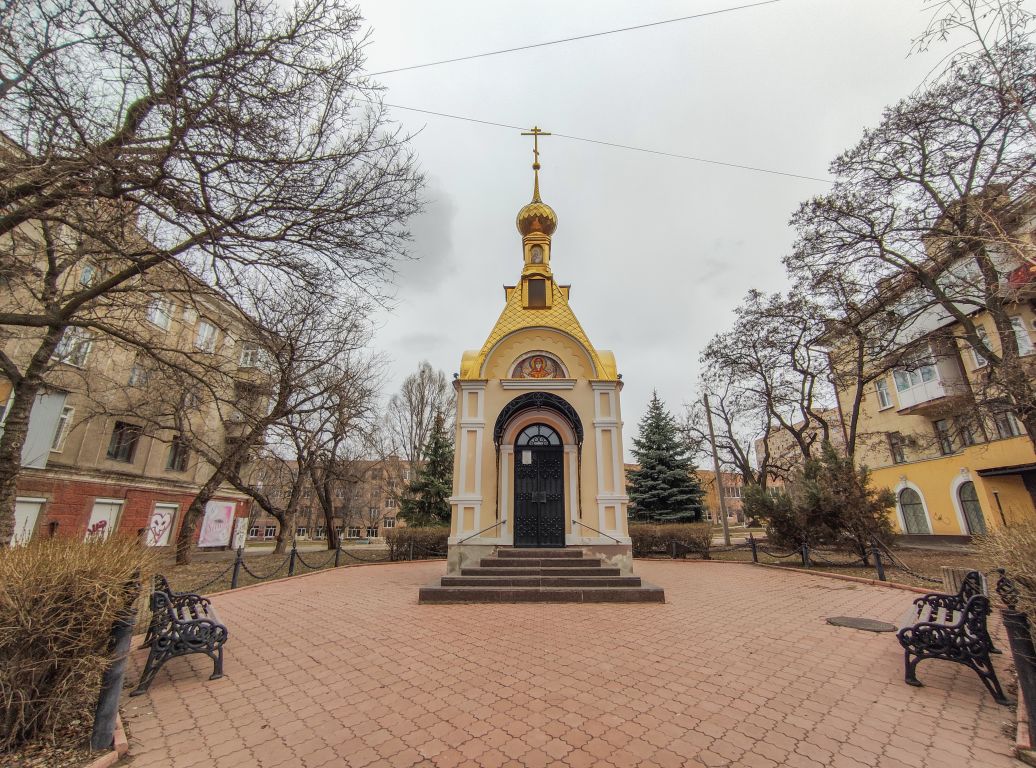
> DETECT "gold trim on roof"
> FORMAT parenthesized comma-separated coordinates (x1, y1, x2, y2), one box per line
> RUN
(464, 278, 614, 380)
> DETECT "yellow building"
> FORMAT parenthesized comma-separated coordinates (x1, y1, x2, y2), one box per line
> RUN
(829, 284, 1036, 539)
(445, 132, 632, 574)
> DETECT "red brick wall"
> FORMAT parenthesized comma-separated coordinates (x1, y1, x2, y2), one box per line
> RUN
(16, 474, 247, 546)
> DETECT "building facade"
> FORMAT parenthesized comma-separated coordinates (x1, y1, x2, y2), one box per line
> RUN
(696, 469, 746, 524)
(1, 264, 258, 548)
(446, 140, 632, 573)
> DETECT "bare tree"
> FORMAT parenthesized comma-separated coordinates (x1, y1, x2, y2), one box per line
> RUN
(786, 36, 1036, 449)
(0, 0, 421, 543)
(384, 361, 454, 477)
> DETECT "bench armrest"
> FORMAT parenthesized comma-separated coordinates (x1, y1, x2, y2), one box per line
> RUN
(912, 592, 965, 613)
(169, 616, 229, 648)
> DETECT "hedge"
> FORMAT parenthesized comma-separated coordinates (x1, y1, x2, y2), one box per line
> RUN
(384, 526, 449, 560)
(629, 523, 713, 559)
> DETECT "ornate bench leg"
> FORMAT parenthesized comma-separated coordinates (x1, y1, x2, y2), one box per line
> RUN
(904, 651, 923, 687)
(209, 645, 224, 681)
(130, 647, 169, 697)
(970, 655, 1009, 705)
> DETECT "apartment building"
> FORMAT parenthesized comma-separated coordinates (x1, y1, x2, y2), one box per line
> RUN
(695, 469, 745, 523)
(825, 203, 1036, 538)
(247, 456, 412, 542)
(1, 262, 263, 548)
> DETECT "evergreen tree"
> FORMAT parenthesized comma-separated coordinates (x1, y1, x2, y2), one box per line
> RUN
(628, 392, 706, 522)
(399, 412, 454, 527)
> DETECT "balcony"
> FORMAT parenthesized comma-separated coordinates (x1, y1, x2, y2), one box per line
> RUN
(893, 344, 969, 416)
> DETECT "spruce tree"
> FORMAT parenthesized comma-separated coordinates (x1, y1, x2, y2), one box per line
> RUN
(399, 412, 454, 527)
(627, 392, 706, 523)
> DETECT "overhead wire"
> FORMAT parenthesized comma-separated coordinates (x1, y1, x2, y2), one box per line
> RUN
(367, 0, 784, 76)
(372, 100, 833, 184)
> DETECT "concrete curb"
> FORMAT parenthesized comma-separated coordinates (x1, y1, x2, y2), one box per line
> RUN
(82, 714, 128, 768)
(1018, 692, 1036, 766)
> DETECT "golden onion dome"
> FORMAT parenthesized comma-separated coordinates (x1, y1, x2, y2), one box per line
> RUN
(516, 199, 557, 237)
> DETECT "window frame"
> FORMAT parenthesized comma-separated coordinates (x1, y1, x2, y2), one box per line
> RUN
(875, 378, 893, 410)
(106, 421, 142, 463)
(146, 297, 173, 331)
(971, 325, 991, 368)
(50, 405, 74, 452)
(383, 517, 396, 529)
(166, 437, 190, 472)
(888, 432, 907, 464)
(264, 525, 276, 539)
(347, 526, 361, 539)
(933, 419, 954, 456)
(366, 526, 379, 538)
(194, 319, 218, 353)
(53, 329, 93, 368)
(1010, 316, 1035, 356)
(239, 342, 260, 368)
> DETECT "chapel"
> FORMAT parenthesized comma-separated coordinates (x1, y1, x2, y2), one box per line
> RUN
(420, 130, 662, 603)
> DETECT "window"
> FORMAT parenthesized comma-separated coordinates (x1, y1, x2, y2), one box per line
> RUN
(239, 342, 260, 368)
(383, 517, 396, 528)
(956, 417, 977, 447)
(166, 437, 189, 472)
(79, 264, 97, 286)
(145, 503, 177, 546)
(875, 379, 893, 410)
(958, 481, 987, 535)
(516, 424, 561, 446)
(723, 485, 742, 498)
(315, 526, 325, 539)
(366, 526, 378, 538)
(128, 361, 149, 387)
(893, 355, 937, 392)
(888, 432, 907, 464)
(898, 487, 931, 534)
(106, 422, 141, 463)
(264, 525, 276, 539)
(0, 391, 11, 426)
(146, 297, 173, 330)
(335, 526, 343, 536)
(53, 329, 93, 367)
(347, 527, 361, 538)
(1011, 317, 1034, 356)
(971, 325, 991, 368)
(248, 526, 260, 538)
(933, 419, 954, 455)
(527, 278, 547, 308)
(194, 320, 217, 352)
(385, 497, 396, 509)
(296, 527, 308, 538)
(50, 406, 74, 452)
(85, 499, 122, 540)
(993, 411, 1021, 440)
(183, 306, 199, 325)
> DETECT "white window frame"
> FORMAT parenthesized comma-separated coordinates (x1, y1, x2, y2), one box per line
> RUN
(893, 355, 937, 393)
(79, 264, 97, 286)
(1010, 317, 1034, 356)
(194, 320, 217, 353)
(146, 297, 173, 331)
(248, 525, 260, 538)
(50, 405, 74, 452)
(239, 342, 260, 368)
(383, 517, 396, 528)
(875, 378, 893, 410)
(264, 525, 276, 539)
(53, 329, 93, 368)
(970, 325, 991, 369)
(183, 306, 199, 325)
(366, 526, 379, 538)
(347, 526, 361, 539)
(296, 526, 308, 538)
(145, 502, 178, 547)
(128, 361, 149, 387)
(13, 497, 46, 546)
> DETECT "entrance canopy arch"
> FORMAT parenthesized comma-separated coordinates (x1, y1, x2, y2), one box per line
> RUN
(493, 392, 583, 447)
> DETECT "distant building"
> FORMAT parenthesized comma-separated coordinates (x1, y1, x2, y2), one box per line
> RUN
(696, 469, 745, 524)
(753, 408, 844, 487)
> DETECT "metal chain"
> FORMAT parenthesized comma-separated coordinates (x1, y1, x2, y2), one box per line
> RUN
(757, 547, 802, 560)
(186, 562, 235, 594)
(294, 549, 335, 570)
(338, 548, 393, 563)
(240, 554, 291, 581)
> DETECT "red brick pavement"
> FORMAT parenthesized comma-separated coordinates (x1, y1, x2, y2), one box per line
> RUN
(121, 561, 1019, 767)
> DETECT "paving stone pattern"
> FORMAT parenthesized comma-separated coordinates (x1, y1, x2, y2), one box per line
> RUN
(122, 561, 1018, 767)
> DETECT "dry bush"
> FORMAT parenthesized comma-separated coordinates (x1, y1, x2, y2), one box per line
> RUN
(384, 527, 449, 560)
(629, 523, 713, 558)
(0, 536, 156, 752)
(976, 523, 1036, 635)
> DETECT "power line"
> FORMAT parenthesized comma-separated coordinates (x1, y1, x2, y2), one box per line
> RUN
(367, 0, 784, 77)
(375, 100, 833, 184)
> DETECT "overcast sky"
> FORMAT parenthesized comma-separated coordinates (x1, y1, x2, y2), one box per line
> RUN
(358, 0, 957, 459)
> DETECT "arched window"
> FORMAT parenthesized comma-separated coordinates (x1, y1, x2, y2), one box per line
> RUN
(516, 424, 561, 447)
(898, 488, 931, 534)
(957, 481, 987, 535)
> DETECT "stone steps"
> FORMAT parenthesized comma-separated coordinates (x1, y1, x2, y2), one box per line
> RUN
(418, 546, 665, 604)
(418, 585, 666, 604)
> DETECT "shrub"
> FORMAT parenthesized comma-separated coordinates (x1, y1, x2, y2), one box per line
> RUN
(384, 527, 449, 560)
(975, 522, 1036, 644)
(629, 523, 712, 558)
(0, 536, 155, 752)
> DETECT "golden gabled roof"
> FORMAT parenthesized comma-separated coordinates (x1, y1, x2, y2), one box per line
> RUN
(462, 278, 616, 380)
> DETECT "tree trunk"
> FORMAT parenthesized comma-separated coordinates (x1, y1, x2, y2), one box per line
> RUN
(175, 469, 225, 564)
(0, 328, 65, 545)
(273, 511, 290, 554)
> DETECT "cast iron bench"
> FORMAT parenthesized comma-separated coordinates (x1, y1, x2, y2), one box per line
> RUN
(896, 570, 1007, 704)
(131, 575, 228, 696)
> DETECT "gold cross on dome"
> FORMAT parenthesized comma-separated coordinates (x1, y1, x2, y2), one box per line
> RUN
(521, 126, 551, 170)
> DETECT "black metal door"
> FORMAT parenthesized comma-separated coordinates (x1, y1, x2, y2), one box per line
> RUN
(513, 426, 565, 548)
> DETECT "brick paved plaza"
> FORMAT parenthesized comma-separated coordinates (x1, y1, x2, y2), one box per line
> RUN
(123, 561, 1018, 767)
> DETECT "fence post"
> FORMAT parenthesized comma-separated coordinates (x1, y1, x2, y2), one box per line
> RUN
(801, 542, 811, 568)
(1002, 609, 1036, 743)
(872, 541, 886, 582)
(231, 547, 243, 589)
(288, 539, 297, 576)
(334, 535, 342, 568)
(749, 533, 758, 563)
(91, 574, 139, 750)
(409, 540, 415, 561)
(671, 540, 678, 559)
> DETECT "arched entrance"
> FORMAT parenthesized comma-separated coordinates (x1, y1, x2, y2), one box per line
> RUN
(513, 424, 565, 547)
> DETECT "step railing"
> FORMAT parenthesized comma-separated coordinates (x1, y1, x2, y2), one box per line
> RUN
(457, 520, 504, 545)
(572, 519, 620, 543)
